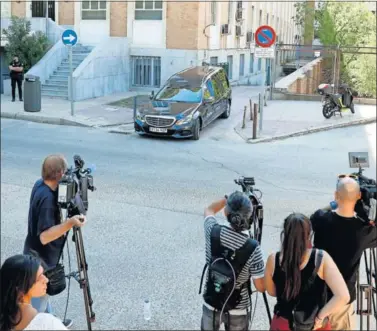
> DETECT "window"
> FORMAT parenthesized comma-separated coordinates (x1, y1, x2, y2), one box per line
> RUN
(227, 55, 233, 80)
(259, 10, 262, 26)
(82, 1, 106, 20)
(228, 0, 233, 23)
(210, 57, 218, 65)
(266, 13, 269, 25)
(131, 56, 161, 87)
(209, 74, 222, 100)
(250, 54, 254, 74)
(156, 85, 202, 103)
(216, 69, 230, 92)
(135, 0, 162, 20)
(239, 54, 244, 77)
(211, 1, 217, 24)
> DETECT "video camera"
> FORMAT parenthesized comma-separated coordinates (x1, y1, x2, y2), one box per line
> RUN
(348, 152, 376, 222)
(58, 155, 96, 218)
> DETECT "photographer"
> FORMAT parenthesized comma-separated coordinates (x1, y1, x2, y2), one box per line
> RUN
(23, 154, 86, 328)
(200, 192, 265, 331)
(310, 177, 377, 330)
(0, 254, 68, 330)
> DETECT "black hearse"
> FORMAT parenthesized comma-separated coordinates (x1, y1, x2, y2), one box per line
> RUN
(134, 66, 232, 140)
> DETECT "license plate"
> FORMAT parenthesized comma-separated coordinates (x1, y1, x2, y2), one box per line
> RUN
(149, 127, 167, 133)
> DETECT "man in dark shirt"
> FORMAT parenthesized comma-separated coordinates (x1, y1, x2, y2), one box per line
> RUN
(310, 177, 377, 330)
(8, 55, 24, 102)
(23, 154, 86, 329)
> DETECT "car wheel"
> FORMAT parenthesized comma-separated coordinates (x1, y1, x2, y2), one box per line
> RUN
(192, 118, 200, 140)
(221, 101, 231, 119)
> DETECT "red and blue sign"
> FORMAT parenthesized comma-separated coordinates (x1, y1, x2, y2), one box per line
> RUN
(255, 25, 276, 48)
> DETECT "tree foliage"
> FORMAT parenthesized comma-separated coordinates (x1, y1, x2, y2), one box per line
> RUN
(2, 16, 50, 72)
(293, 1, 376, 97)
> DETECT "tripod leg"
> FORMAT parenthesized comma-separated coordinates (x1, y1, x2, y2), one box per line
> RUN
(262, 292, 272, 324)
(73, 227, 95, 331)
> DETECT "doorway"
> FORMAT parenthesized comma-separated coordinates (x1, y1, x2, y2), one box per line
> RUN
(31, 1, 55, 21)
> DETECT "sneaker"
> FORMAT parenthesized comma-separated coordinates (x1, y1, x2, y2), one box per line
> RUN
(63, 319, 73, 328)
(11, 99, 15, 102)
(19, 98, 23, 101)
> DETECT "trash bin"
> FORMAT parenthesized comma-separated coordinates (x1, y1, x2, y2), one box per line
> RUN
(24, 75, 41, 112)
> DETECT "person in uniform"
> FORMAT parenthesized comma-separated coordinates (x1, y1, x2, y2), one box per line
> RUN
(9, 55, 24, 102)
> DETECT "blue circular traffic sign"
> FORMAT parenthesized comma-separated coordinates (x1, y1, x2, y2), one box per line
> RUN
(62, 29, 78, 47)
(255, 25, 276, 48)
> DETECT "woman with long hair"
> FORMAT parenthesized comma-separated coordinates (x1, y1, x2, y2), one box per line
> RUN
(264, 213, 350, 330)
(0, 254, 67, 330)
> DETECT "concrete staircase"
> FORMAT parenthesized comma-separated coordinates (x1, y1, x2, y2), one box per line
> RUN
(41, 44, 93, 99)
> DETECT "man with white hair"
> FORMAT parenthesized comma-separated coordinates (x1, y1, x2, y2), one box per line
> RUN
(310, 177, 377, 330)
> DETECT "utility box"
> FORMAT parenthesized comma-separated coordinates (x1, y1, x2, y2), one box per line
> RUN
(24, 75, 41, 112)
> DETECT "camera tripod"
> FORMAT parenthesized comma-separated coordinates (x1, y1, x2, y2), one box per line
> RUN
(64, 209, 96, 331)
(356, 247, 377, 330)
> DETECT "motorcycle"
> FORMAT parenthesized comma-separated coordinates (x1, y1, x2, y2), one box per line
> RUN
(317, 83, 358, 119)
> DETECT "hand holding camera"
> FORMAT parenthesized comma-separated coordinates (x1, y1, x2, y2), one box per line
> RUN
(69, 214, 86, 227)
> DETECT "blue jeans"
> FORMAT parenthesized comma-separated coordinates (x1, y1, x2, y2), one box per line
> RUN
(31, 294, 52, 313)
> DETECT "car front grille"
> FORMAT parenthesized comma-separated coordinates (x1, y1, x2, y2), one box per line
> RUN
(145, 116, 175, 128)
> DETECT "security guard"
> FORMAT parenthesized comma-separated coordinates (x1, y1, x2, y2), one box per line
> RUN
(9, 55, 24, 102)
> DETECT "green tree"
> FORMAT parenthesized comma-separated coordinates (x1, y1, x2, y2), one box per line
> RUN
(2, 16, 50, 72)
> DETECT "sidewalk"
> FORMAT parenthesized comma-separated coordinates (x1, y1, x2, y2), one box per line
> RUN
(235, 100, 377, 143)
(1, 92, 139, 131)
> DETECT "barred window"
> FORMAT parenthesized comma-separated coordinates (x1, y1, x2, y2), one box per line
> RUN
(82, 1, 106, 20)
(135, 1, 163, 20)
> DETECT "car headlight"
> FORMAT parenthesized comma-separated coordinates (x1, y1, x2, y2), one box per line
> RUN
(136, 110, 145, 121)
(176, 114, 193, 125)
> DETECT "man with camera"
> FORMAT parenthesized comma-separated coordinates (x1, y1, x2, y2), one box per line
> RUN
(23, 154, 86, 328)
(310, 176, 377, 330)
(199, 192, 265, 331)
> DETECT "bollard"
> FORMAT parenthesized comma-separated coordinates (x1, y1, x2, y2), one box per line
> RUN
(264, 92, 267, 106)
(249, 99, 253, 121)
(242, 106, 247, 129)
(133, 95, 137, 121)
(253, 103, 258, 139)
(258, 93, 262, 113)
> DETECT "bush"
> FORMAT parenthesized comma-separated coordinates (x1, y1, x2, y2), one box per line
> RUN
(2, 16, 50, 72)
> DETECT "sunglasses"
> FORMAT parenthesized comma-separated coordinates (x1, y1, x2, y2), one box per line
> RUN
(337, 174, 358, 180)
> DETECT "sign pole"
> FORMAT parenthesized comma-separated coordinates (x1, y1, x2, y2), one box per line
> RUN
(61, 28, 78, 117)
(69, 46, 74, 116)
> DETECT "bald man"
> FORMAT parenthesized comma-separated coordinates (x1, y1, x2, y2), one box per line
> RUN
(23, 154, 86, 328)
(310, 177, 377, 330)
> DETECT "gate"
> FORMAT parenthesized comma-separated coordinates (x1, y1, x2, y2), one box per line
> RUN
(31, 1, 55, 21)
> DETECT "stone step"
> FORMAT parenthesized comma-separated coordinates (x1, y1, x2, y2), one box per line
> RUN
(53, 69, 70, 75)
(61, 59, 82, 65)
(41, 89, 68, 98)
(57, 64, 80, 71)
(42, 82, 68, 89)
(50, 73, 70, 79)
(45, 78, 68, 86)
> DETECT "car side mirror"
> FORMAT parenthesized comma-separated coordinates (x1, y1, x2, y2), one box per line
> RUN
(203, 96, 214, 104)
(150, 91, 155, 100)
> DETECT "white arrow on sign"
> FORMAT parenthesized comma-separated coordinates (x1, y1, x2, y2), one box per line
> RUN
(63, 34, 76, 43)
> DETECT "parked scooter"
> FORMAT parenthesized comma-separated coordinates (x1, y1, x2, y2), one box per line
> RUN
(317, 83, 358, 119)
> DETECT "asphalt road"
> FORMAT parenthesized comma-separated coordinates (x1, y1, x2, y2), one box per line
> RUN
(1, 119, 376, 330)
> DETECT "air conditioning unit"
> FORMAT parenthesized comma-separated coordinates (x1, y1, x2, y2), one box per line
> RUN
(221, 24, 231, 35)
(235, 8, 243, 22)
(235, 25, 244, 37)
(246, 31, 254, 43)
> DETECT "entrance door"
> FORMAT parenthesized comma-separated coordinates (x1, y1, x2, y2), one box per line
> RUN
(31, 1, 55, 21)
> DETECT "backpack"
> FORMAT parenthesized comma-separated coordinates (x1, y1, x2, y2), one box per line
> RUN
(289, 249, 325, 331)
(198, 224, 257, 311)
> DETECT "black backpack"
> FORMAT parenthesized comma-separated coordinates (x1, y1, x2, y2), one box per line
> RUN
(289, 249, 325, 331)
(199, 224, 257, 311)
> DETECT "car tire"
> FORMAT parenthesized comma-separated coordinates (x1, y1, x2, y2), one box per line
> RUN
(192, 118, 200, 140)
(221, 101, 231, 119)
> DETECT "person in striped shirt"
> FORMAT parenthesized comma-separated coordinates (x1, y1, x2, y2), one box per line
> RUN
(200, 191, 265, 331)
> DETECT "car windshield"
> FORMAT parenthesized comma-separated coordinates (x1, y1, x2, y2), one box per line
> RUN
(155, 85, 202, 103)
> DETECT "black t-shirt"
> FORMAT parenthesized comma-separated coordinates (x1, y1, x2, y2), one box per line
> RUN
(310, 209, 377, 303)
(9, 61, 24, 78)
(23, 179, 65, 268)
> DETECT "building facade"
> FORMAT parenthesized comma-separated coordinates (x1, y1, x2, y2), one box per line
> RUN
(2, 0, 299, 91)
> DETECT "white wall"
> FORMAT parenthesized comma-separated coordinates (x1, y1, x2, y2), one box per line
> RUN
(73, 37, 130, 100)
(127, 1, 166, 49)
(73, 1, 110, 46)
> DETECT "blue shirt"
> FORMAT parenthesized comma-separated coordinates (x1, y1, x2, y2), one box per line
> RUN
(23, 179, 65, 268)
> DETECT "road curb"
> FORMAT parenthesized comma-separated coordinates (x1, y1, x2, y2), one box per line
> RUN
(1, 111, 91, 127)
(108, 128, 134, 135)
(245, 117, 377, 144)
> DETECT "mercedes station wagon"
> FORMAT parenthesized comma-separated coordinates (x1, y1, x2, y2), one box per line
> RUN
(134, 66, 232, 140)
